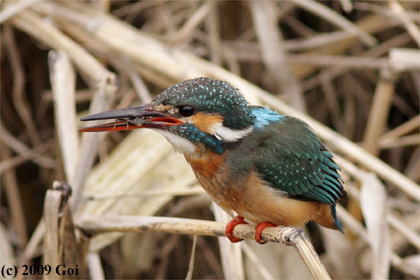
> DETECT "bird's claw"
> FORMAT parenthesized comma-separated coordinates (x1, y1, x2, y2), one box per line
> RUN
(254, 221, 277, 244)
(226, 217, 277, 244)
(225, 216, 247, 243)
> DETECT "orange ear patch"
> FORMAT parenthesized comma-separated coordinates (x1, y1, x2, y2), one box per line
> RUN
(191, 112, 224, 134)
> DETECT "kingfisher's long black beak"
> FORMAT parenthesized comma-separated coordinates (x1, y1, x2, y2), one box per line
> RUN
(79, 104, 182, 132)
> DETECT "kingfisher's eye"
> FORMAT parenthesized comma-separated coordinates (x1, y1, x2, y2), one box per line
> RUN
(179, 105, 195, 117)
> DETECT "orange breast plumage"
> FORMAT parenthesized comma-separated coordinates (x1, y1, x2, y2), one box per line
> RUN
(185, 149, 335, 229)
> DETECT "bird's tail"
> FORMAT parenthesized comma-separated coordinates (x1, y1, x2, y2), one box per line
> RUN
(315, 204, 344, 233)
(331, 204, 344, 233)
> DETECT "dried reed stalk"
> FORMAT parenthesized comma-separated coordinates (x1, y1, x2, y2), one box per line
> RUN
(49, 50, 79, 186)
(43, 182, 86, 279)
(43, 189, 61, 279)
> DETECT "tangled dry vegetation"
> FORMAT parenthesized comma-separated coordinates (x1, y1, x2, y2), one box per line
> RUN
(1, 1, 419, 279)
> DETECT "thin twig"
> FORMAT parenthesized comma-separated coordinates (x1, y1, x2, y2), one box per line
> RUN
(336, 204, 409, 273)
(0, 0, 42, 23)
(354, 2, 420, 22)
(388, 1, 420, 46)
(4, 23, 40, 146)
(112, 1, 160, 17)
(185, 235, 197, 280)
(241, 242, 274, 280)
(0, 121, 56, 168)
(283, 15, 316, 37)
(292, 0, 377, 46)
(363, 68, 396, 156)
(87, 253, 105, 280)
(0, 146, 49, 174)
(381, 115, 420, 140)
(387, 215, 420, 251)
(12, 8, 115, 82)
(279, 228, 331, 280)
(116, 55, 153, 103)
(19, 220, 44, 264)
(251, 1, 305, 112)
(288, 54, 389, 69)
(320, 71, 343, 133)
(301, 33, 412, 92)
(205, 7, 222, 66)
(338, 0, 353, 13)
(87, 186, 205, 200)
(212, 203, 244, 280)
(334, 155, 420, 252)
(169, 2, 216, 46)
(1, 143, 28, 250)
(379, 134, 419, 149)
(389, 48, 420, 73)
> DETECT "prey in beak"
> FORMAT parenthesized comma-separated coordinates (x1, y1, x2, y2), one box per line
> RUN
(79, 104, 183, 132)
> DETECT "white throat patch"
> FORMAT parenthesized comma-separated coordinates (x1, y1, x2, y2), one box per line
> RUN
(214, 126, 253, 142)
(153, 129, 195, 155)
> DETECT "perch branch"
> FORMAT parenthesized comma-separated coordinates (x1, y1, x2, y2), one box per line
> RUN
(78, 215, 331, 280)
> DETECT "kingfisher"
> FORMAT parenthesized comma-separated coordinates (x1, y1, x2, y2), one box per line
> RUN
(80, 77, 346, 244)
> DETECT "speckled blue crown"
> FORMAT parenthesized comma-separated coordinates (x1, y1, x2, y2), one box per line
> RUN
(153, 77, 255, 129)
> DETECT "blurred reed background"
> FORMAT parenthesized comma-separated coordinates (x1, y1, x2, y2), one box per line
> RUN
(1, 0, 419, 279)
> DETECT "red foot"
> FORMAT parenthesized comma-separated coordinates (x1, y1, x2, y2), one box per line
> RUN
(225, 216, 248, 243)
(255, 222, 277, 244)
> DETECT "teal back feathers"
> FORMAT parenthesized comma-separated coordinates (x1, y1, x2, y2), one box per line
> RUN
(250, 106, 344, 205)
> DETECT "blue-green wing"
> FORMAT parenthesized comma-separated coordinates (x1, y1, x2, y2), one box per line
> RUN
(253, 116, 345, 205)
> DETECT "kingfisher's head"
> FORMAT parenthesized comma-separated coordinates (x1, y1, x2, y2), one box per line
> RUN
(80, 78, 255, 155)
